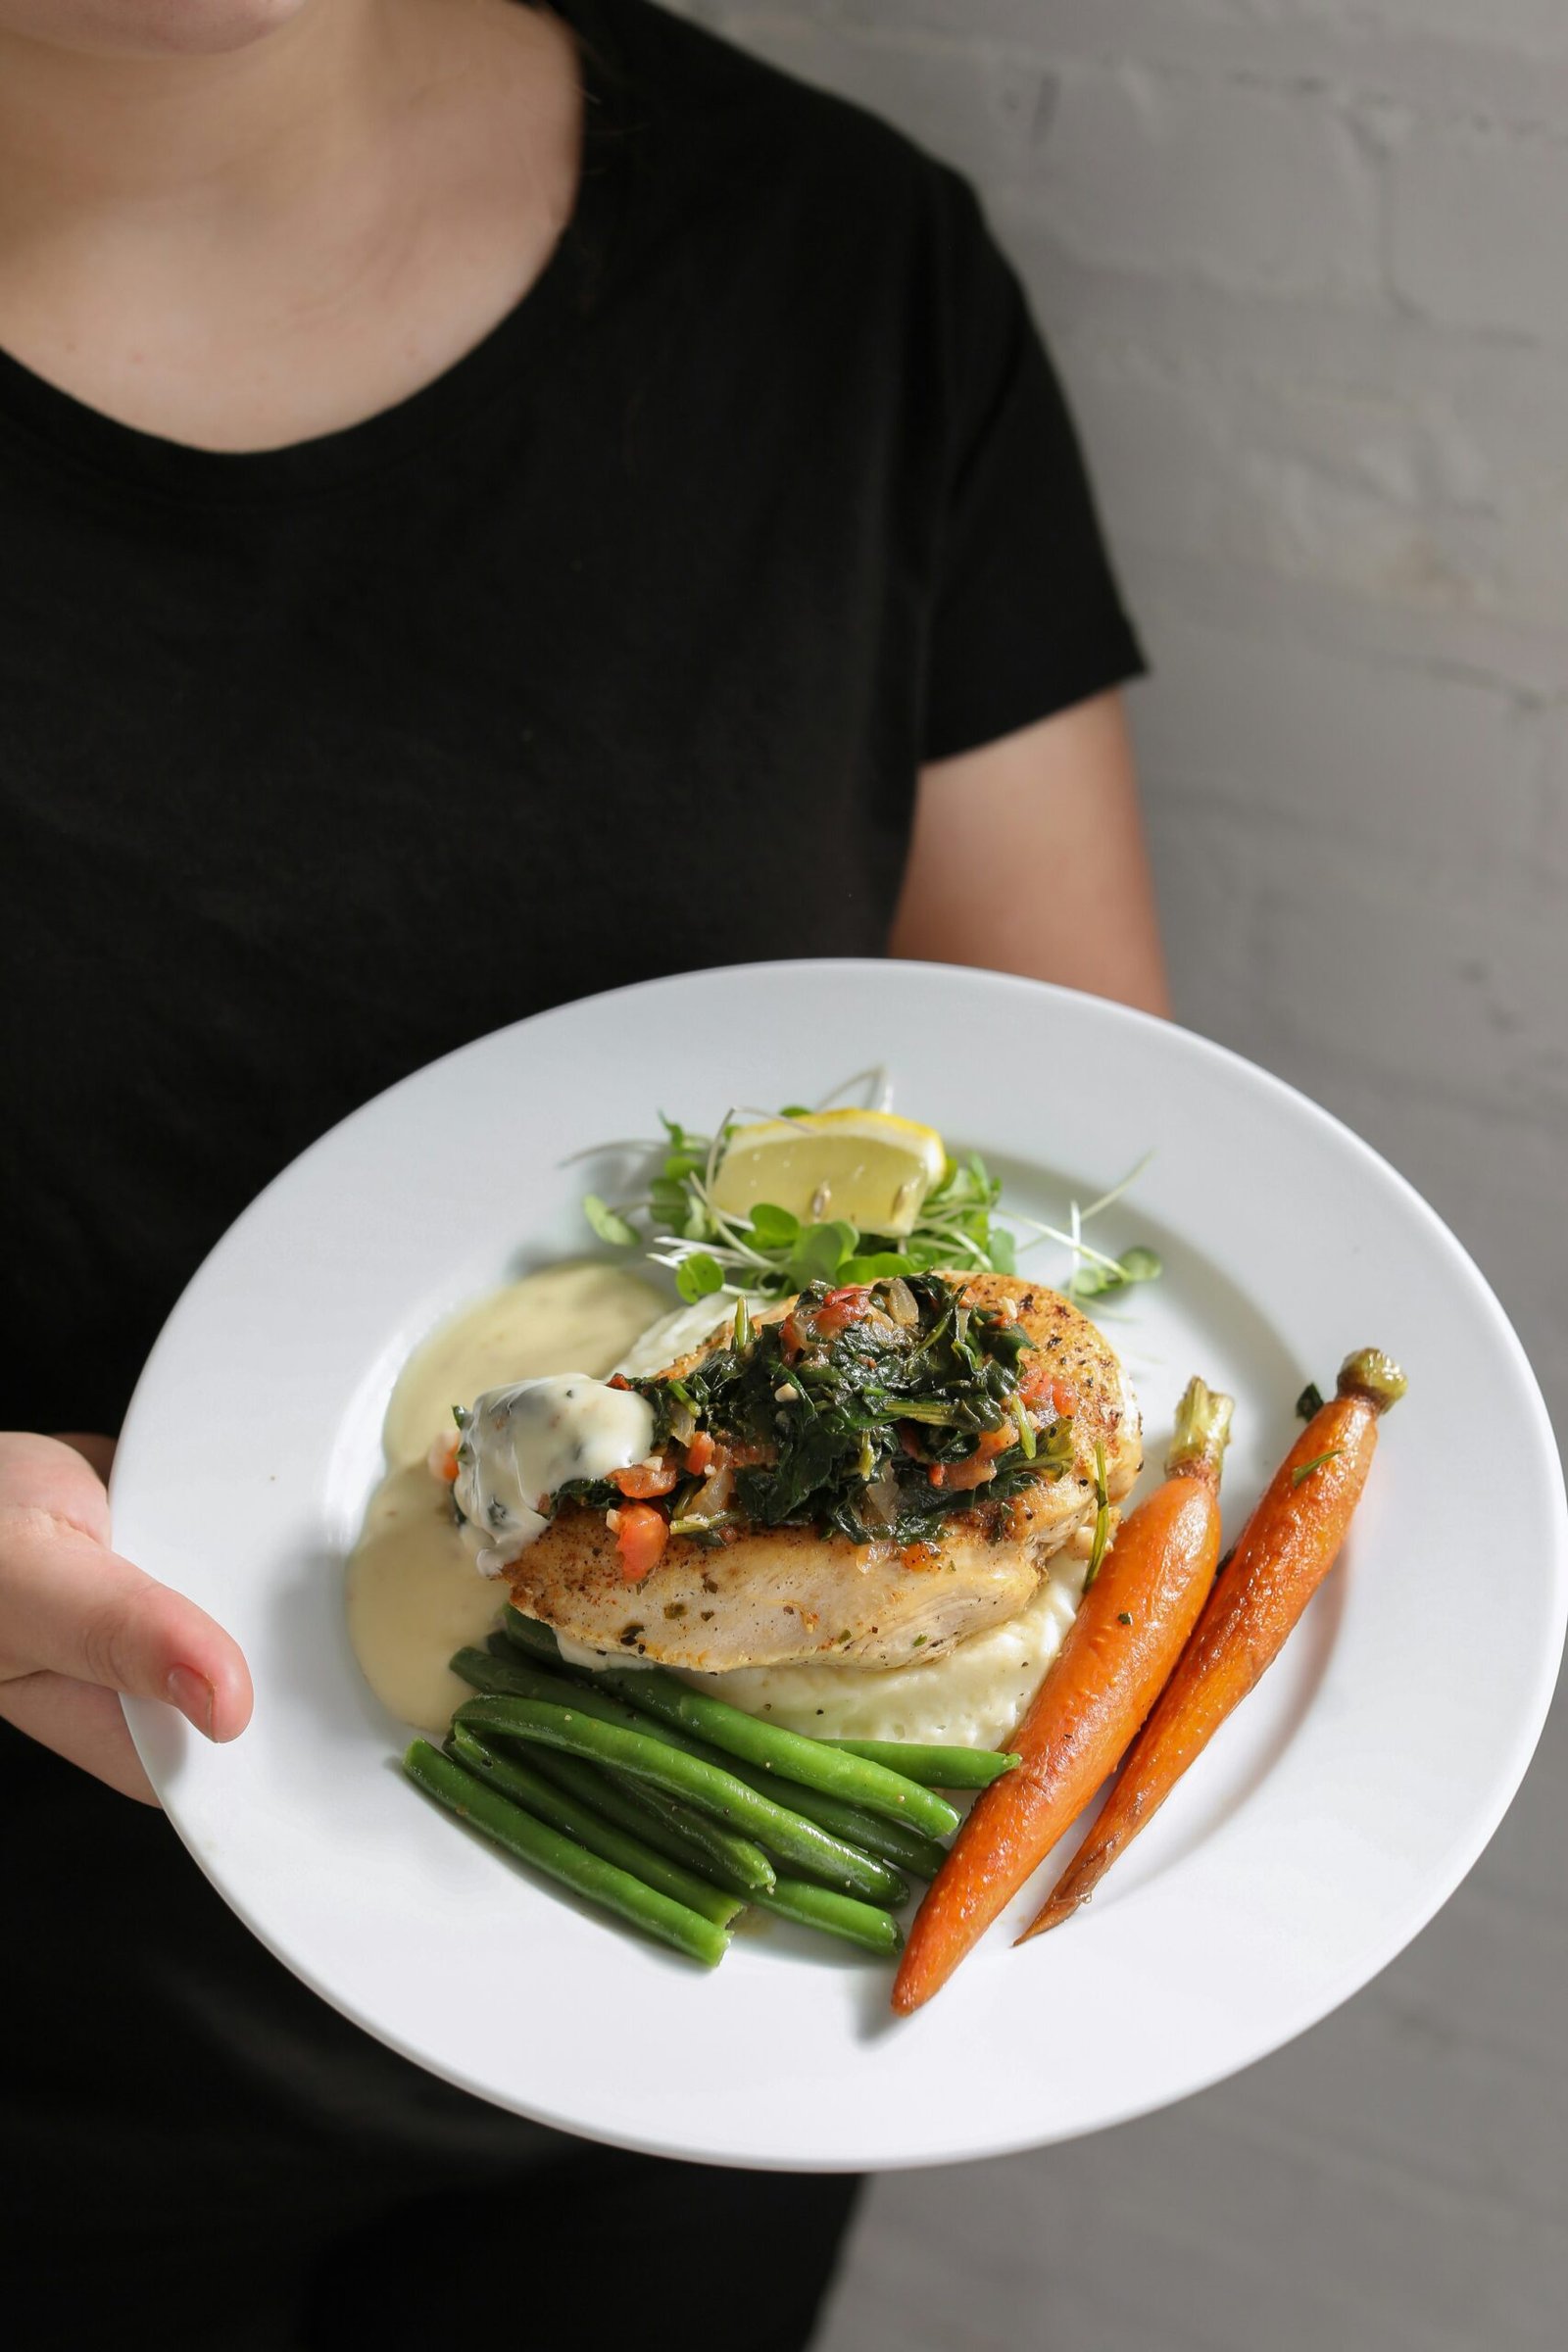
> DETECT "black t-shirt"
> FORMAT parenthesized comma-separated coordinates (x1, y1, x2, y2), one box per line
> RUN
(0, 0, 1140, 2265)
(2, 0, 1139, 1442)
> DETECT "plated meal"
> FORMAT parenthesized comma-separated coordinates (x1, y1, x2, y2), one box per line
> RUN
(112, 959, 1566, 2168)
(349, 1094, 1405, 2010)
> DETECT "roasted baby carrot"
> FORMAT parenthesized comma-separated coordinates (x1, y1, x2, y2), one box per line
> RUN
(891, 1376, 1233, 2015)
(1021, 1346, 1406, 1941)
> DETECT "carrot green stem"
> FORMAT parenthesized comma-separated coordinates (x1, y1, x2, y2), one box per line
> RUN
(1337, 1348, 1407, 1412)
(1164, 1376, 1235, 1482)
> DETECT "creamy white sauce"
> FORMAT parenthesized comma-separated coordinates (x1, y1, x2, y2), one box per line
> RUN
(455, 1375, 655, 1573)
(380, 1263, 664, 1470)
(347, 1468, 506, 1735)
(347, 1262, 663, 1730)
(612, 1295, 740, 1380)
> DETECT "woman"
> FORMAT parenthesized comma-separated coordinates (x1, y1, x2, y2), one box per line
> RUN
(0, 2, 1167, 2343)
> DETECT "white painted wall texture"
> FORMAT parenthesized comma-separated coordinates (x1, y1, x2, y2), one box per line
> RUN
(663, 4, 1568, 2345)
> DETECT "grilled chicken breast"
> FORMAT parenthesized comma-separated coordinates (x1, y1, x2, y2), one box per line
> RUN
(506, 1274, 1142, 1672)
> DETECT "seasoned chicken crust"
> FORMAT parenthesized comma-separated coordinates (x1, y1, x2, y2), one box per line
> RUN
(506, 1273, 1141, 1672)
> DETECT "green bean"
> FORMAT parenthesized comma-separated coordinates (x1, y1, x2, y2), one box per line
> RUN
(822, 1740, 1022, 1790)
(453, 1697, 908, 1907)
(452, 1643, 534, 1696)
(717, 1767, 951, 1881)
(500, 1614, 957, 1838)
(445, 1730, 742, 1930)
(465, 1644, 672, 1735)
(478, 1638, 936, 1887)
(595, 1743, 946, 1889)
(401, 1740, 727, 1968)
(463, 1641, 644, 1713)
(590, 1667, 959, 1838)
(458, 1645, 779, 1891)
(751, 1878, 906, 1959)
(525, 1752, 776, 1897)
(502, 1608, 569, 1663)
(493, 1619, 952, 1873)
(474, 1642, 743, 1776)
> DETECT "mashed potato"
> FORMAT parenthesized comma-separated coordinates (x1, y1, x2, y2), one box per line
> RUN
(682, 1563, 1085, 1749)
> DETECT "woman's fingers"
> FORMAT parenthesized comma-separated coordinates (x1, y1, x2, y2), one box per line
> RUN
(0, 1428, 114, 1544)
(0, 1511, 254, 1740)
(0, 1430, 255, 1800)
(54, 1430, 118, 1484)
(0, 1671, 161, 1803)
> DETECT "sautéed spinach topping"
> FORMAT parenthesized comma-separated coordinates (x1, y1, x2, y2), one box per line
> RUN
(555, 1273, 1076, 1549)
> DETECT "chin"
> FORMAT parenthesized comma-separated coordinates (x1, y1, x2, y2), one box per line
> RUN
(4, 1, 315, 58)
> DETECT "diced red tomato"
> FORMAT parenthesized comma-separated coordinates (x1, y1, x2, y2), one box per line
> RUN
(928, 1423, 1015, 1492)
(1019, 1357, 1077, 1421)
(610, 1459, 679, 1499)
(684, 1429, 715, 1475)
(814, 1284, 874, 1340)
(615, 1502, 669, 1582)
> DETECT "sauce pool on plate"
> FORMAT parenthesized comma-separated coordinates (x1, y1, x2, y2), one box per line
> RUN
(347, 1263, 663, 1730)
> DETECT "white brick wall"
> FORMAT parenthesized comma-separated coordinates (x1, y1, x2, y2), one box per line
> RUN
(673, 0, 1568, 1438)
(1038, 64, 1382, 293)
(1389, 118, 1568, 345)
(661, 8, 1568, 2348)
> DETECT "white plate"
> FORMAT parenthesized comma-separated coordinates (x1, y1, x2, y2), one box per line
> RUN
(113, 961, 1567, 2171)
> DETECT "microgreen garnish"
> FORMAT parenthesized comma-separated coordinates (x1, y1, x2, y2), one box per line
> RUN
(1067, 1244, 1163, 1301)
(788, 1220, 859, 1289)
(746, 1202, 800, 1250)
(674, 1252, 724, 1304)
(577, 1088, 1161, 1311)
(1296, 1381, 1325, 1421)
(1292, 1446, 1343, 1488)
(582, 1193, 638, 1249)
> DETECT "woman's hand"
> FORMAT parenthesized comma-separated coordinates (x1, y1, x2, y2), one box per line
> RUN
(0, 1431, 253, 1804)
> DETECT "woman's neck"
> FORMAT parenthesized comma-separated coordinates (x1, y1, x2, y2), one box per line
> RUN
(0, 0, 583, 450)
(0, 5, 386, 216)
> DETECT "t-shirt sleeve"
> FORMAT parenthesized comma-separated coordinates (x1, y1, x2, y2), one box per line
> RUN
(919, 175, 1145, 765)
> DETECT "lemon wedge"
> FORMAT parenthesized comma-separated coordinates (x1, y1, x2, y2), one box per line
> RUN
(710, 1109, 947, 1239)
